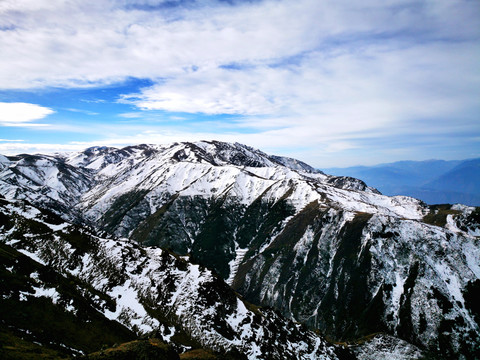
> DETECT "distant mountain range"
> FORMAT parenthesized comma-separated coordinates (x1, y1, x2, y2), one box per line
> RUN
(323, 158, 480, 206)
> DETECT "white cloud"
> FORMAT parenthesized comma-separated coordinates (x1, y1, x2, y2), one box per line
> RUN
(0, 0, 323, 88)
(2, 0, 478, 89)
(0, 102, 54, 126)
(0, 0, 478, 165)
(121, 66, 285, 115)
(122, 39, 479, 142)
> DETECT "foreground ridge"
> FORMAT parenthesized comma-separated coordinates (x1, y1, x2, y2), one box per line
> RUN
(0, 196, 344, 359)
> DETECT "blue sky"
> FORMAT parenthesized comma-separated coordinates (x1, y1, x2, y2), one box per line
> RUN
(0, 0, 479, 167)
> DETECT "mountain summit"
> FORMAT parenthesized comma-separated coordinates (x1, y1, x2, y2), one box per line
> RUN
(1, 141, 479, 359)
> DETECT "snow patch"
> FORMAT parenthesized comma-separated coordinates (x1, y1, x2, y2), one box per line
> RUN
(227, 245, 248, 285)
(104, 280, 159, 334)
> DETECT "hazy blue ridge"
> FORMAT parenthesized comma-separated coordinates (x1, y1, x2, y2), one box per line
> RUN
(323, 158, 480, 206)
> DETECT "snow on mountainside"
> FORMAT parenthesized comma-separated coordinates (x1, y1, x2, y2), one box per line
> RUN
(1, 140, 479, 359)
(1, 140, 399, 228)
(0, 153, 93, 222)
(0, 197, 344, 359)
(67, 141, 421, 223)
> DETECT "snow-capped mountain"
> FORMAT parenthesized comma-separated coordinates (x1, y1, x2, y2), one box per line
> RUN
(1, 140, 479, 359)
(0, 197, 343, 359)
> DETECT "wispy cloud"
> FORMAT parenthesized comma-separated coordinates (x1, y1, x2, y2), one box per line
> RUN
(65, 108, 99, 116)
(118, 112, 144, 118)
(0, 142, 87, 155)
(80, 98, 107, 104)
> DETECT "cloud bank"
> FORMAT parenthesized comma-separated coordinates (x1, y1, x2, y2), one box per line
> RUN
(0, 0, 479, 166)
